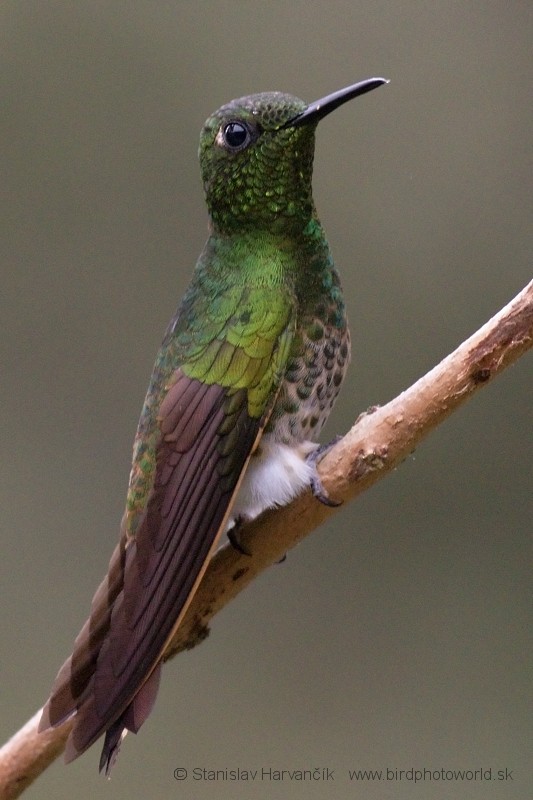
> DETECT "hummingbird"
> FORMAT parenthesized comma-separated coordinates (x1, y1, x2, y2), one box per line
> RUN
(39, 77, 387, 773)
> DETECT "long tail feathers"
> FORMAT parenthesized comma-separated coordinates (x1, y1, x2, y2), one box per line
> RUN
(98, 661, 162, 776)
(99, 722, 127, 777)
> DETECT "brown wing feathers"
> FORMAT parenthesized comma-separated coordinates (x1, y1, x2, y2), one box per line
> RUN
(41, 371, 262, 766)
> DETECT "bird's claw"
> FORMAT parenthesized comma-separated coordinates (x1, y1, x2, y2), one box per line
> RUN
(227, 516, 252, 556)
(307, 436, 343, 507)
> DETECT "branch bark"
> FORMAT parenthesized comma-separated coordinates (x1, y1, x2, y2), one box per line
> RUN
(1, 279, 532, 799)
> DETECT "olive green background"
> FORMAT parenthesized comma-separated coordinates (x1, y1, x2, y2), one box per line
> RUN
(1, 2, 531, 798)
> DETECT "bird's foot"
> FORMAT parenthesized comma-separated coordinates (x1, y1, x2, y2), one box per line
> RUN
(306, 436, 343, 507)
(227, 515, 252, 556)
(228, 516, 287, 563)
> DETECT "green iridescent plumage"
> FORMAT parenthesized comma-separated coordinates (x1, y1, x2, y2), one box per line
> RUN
(39, 78, 388, 772)
(200, 92, 312, 233)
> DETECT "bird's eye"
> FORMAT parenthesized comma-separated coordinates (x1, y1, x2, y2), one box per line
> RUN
(222, 121, 251, 150)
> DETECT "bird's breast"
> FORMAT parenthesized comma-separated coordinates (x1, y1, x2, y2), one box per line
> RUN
(267, 318, 350, 444)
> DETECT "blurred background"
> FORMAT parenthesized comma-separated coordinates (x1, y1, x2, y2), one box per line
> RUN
(1, 2, 531, 798)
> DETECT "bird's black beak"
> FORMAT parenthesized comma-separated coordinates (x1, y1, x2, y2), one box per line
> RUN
(285, 77, 389, 128)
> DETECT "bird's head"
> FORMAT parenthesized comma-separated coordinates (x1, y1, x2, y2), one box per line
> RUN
(198, 79, 387, 234)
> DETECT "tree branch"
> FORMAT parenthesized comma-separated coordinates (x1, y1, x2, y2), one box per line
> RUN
(1, 279, 531, 800)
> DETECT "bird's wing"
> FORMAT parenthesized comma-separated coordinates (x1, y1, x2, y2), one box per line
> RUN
(40, 283, 295, 764)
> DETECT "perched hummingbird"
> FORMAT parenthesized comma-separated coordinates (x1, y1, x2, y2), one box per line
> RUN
(39, 77, 387, 773)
